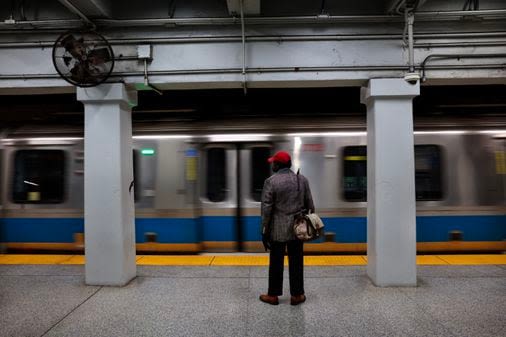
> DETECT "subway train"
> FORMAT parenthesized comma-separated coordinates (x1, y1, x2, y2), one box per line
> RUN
(0, 117, 505, 254)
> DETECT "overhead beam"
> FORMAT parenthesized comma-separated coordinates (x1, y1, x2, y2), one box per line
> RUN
(57, 0, 112, 19)
(385, 0, 427, 14)
(385, 0, 406, 14)
(226, 0, 260, 16)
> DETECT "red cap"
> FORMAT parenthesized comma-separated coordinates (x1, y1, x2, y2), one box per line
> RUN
(268, 151, 291, 164)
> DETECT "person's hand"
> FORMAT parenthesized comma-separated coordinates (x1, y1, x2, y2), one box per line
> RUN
(262, 233, 271, 251)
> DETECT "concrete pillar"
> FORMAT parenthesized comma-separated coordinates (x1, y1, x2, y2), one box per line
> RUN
(360, 78, 420, 287)
(77, 84, 137, 286)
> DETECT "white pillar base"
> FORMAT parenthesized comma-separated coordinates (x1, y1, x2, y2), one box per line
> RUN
(77, 84, 138, 286)
(361, 78, 419, 287)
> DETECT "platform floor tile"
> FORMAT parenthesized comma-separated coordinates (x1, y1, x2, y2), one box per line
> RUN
(0, 254, 73, 264)
(60, 255, 86, 264)
(417, 265, 506, 278)
(304, 255, 366, 265)
(137, 255, 214, 266)
(138, 265, 250, 278)
(0, 275, 99, 337)
(1, 265, 504, 337)
(212, 255, 270, 266)
(0, 264, 84, 276)
(400, 277, 506, 337)
(416, 255, 448, 265)
(437, 254, 506, 265)
(1, 254, 506, 266)
(43, 277, 249, 337)
(248, 276, 455, 337)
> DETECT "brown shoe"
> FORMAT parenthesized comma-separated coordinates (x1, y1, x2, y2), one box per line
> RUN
(290, 294, 306, 306)
(259, 294, 279, 305)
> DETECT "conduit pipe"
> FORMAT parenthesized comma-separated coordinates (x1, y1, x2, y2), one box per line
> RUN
(143, 59, 163, 95)
(1, 63, 505, 80)
(240, 0, 247, 94)
(1, 9, 505, 30)
(420, 53, 506, 82)
(405, 10, 416, 73)
(2, 32, 505, 48)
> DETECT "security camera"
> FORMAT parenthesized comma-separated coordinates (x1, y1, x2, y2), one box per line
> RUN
(404, 72, 420, 84)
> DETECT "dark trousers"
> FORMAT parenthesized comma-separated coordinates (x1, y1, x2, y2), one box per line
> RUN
(268, 240, 304, 296)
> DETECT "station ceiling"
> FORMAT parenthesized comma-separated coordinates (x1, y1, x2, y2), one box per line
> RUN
(0, 2, 505, 132)
(1, 0, 505, 22)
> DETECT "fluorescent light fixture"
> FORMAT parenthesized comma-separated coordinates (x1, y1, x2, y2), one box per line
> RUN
(477, 130, 506, 135)
(208, 134, 271, 142)
(287, 132, 366, 137)
(23, 180, 39, 186)
(133, 135, 192, 139)
(1, 137, 83, 142)
(414, 131, 466, 135)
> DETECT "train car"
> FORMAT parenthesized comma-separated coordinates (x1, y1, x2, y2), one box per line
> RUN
(0, 119, 505, 254)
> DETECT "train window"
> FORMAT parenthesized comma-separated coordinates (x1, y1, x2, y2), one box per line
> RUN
(251, 147, 271, 201)
(342, 145, 443, 201)
(415, 145, 443, 200)
(12, 150, 65, 203)
(343, 146, 367, 201)
(206, 148, 227, 202)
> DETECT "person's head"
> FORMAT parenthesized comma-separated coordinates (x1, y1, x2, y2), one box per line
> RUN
(267, 151, 292, 172)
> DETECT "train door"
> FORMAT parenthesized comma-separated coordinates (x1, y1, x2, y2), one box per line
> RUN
(239, 144, 272, 252)
(200, 143, 272, 252)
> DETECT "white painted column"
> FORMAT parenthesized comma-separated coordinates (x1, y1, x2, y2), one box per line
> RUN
(77, 84, 137, 286)
(360, 78, 419, 287)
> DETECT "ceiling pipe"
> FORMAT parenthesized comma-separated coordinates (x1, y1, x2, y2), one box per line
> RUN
(56, 0, 96, 29)
(406, 10, 415, 73)
(1, 33, 506, 48)
(2, 62, 506, 81)
(240, 0, 247, 95)
(420, 53, 506, 82)
(1, 9, 505, 30)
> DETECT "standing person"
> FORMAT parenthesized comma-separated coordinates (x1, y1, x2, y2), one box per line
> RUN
(259, 150, 315, 305)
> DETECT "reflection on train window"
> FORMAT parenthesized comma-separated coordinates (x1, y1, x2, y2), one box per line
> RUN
(415, 145, 442, 200)
(12, 150, 65, 203)
(342, 145, 443, 201)
(343, 146, 367, 201)
(206, 148, 227, 202)
(251, 147, 271, 201)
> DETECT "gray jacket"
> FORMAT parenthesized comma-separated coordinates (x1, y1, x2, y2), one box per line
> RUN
(261, 168, 315, 242)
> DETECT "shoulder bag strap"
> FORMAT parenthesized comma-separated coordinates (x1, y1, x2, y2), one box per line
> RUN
(296, 169, 304, 214)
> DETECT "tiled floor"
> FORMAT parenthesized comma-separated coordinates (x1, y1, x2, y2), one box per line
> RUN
(1, 264, 505, 337)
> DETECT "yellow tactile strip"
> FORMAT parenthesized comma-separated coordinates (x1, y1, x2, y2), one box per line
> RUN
(0, 254, 505, 266)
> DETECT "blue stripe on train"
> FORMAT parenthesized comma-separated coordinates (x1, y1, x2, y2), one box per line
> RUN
(0, 217, 233, 243)
(135, 218, 198, 243)
(1, 215, 504, 243)
(201, 216, 236, 241)
(242, 216, 367, 242)
(0, 218, 84, 243)
(242, 215, 506, 243)
(416, 216, 506, 242)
